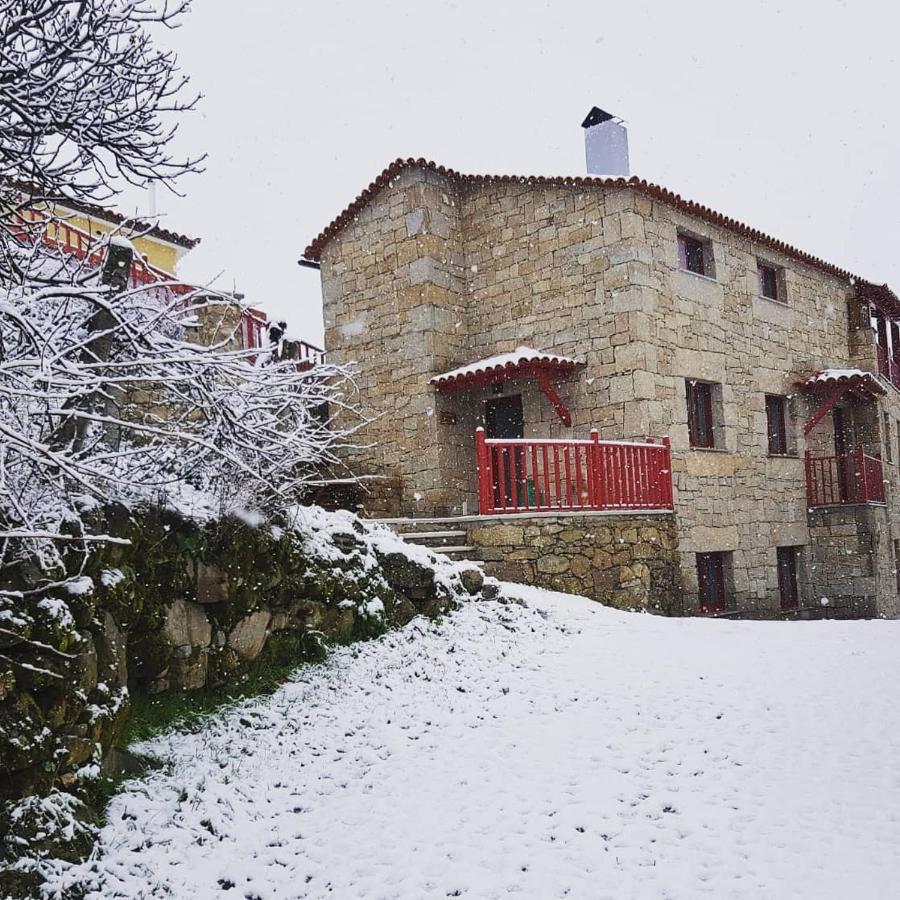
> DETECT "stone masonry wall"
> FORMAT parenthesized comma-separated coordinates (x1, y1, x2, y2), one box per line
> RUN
(320, 168, 469, 517)
(468, 511, 681, 614)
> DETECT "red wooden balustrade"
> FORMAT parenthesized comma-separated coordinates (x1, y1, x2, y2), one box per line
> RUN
(805, 447, 886, 507)
(9, 207, 193, 298)
(475, 428, 674, 515)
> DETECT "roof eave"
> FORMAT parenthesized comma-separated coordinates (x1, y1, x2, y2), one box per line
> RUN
(301, 158, 891, 299)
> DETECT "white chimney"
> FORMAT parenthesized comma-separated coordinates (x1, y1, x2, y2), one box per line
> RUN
(582, 107, 630, 178)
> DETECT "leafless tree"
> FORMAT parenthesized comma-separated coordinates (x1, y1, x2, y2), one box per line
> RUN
(0, 1, 358, 585)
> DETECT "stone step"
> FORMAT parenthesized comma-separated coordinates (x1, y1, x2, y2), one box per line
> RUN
(435, 545, 478, 561)
(375, 516, 472, 535)
(400, 530, 468, 548)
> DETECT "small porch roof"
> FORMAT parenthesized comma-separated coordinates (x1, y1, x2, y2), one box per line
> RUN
(796, 368, 886, 436)
(430, 346, 581, 392)
(797, 368, 886, 400)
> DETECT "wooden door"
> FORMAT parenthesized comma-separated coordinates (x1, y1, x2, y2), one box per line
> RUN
(484, 396, 524, 506)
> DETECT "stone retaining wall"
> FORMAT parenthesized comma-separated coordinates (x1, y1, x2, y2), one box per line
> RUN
(467, 511, 681, 613)
(0, 506, 483, 805)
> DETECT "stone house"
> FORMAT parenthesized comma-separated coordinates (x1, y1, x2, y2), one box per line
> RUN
(301, 109, 900, 618)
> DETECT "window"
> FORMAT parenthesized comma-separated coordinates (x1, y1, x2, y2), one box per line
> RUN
(687, 380, 717, 448)
(697, 552, 727, 612)
(895, 540, 900, 595)
(777, 546, 800, 610)
(765, 395, 788, 455)
(677, 233, 711, 277)
(885, 413, 893, 463)
(758, 262, 782, 302)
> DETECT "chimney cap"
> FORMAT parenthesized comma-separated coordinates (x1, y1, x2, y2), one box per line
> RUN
(581, 106, 618, 128)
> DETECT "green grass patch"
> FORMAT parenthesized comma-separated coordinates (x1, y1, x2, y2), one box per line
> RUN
(121, 631, 327, 747)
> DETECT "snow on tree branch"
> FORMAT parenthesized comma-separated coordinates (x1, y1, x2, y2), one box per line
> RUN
(0, 0, 204, 204)
(0, 239, 358, 572)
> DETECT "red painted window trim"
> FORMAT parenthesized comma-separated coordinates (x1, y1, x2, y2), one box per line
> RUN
(697, 552, 726, 612)
(765, 395, 788, 455)
(687, 381, 715, 448)
(678, 234, 706, 276)
(777, 546, 799, 609)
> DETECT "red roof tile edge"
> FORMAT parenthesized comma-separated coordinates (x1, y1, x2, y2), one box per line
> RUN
(797, 370, 887, 396)
(431, 354, 580, 389)
(11, 182, 199, 249)
(300, 157, 894, 303)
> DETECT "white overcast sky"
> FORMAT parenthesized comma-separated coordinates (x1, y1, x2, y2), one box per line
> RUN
(125, 0, 899, 347)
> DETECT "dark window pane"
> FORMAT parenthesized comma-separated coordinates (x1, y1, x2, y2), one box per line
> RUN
(687, 381, 715, 448)
(697, 552, 726, 612)
(777, 547, 799, 609)
(766, 395, 787, 455)
(679, 235, 706, 275)
(759, 264, 779, 300)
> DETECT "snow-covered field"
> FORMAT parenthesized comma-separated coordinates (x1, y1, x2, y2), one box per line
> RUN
(41, 588, 900, 899)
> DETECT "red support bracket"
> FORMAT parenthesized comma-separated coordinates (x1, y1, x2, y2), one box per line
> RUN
(536, 371, 572, 426)
(803, 382, 854, 436)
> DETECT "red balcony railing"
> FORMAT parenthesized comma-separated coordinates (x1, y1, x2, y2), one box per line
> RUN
(877, 348, 900, 392)
(475, 428, 674, 515)
(805, 448, 886, 507)
(8, 206, 193, 298)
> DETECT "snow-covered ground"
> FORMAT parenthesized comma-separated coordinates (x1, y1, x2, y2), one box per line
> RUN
(40, 588, 900, 899)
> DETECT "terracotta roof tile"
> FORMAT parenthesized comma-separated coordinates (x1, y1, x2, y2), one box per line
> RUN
(11, 182, 199, 249)
(301, 158, 894, 301)
(430, 346, 580, 390)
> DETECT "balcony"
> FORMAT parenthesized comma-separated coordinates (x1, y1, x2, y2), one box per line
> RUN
(805, 448, 886, 508)
(474, 429, 674, 516)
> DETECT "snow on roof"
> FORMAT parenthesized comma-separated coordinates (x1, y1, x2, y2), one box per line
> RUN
(430, 346, 579, 386)
(799, 368, 886, 397)
(812, 368, 871, 382)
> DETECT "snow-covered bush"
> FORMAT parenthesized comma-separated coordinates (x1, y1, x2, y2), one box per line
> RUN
(0, 253, 355, 571)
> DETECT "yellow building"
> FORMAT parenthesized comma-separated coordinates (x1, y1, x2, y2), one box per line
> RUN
(42, 196, 199, 277)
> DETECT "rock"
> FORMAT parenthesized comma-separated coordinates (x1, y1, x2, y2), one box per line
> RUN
(470, 524, 524, 546)
(94, 612, 128, 689)
(208, 647, 241, 685)
(0, 692, 53, 777)
(536, 554, 569, 575)
(481, 580, 501, 600)
(228, 610, 271, 662)
(383, 593, 418, 627)
(195, 562, 229, 604)
(570, 554, 592, 577)
(0, 668, 14, 702)
(269, 611, 291, 632)
(73, 634, 98, 694)
(459, 567, 484, 595)
(168, 650, 208, 691)
(377, 552, 437, 602)
(164, 599, 212, 649)
(64, 735, 95, 769)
